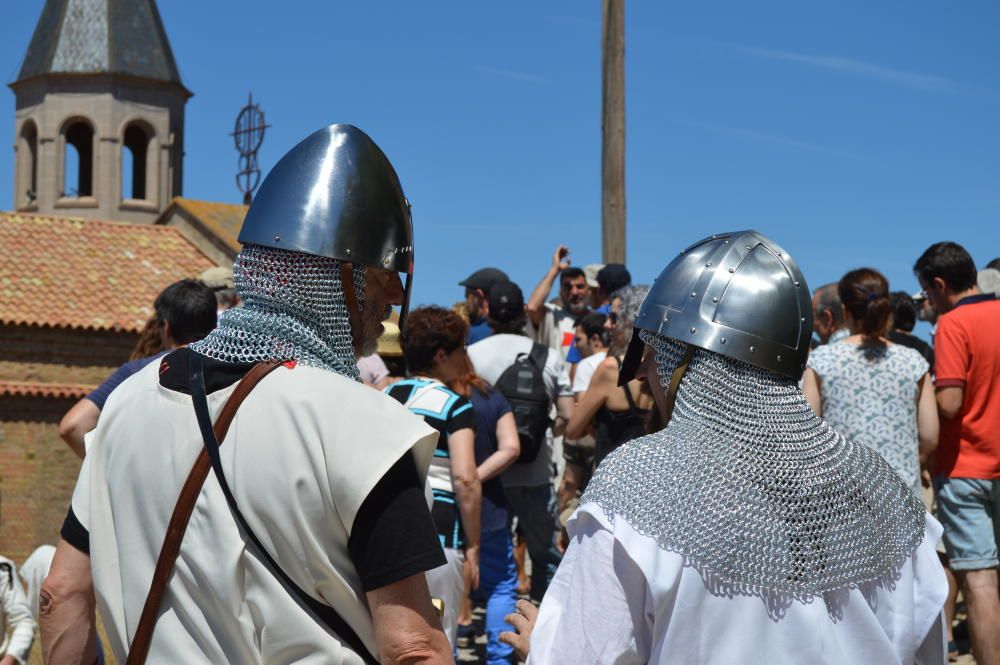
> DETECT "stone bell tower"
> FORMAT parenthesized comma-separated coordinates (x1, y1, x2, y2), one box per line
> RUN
(9, 0, 191, 223)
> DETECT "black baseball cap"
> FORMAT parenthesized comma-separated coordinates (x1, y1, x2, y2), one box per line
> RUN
(488, 280, 525, 323)
(597, 263, 631, 293)
(459, 267, 510, 292)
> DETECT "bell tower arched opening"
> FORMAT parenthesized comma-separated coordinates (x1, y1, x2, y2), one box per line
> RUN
(122, 123, 153, 201)
(17, 121, 39, 209)
(63, 120, 95, 198)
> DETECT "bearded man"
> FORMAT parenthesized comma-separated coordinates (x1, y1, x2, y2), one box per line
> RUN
(40, 125, 452, 665)
(503, 231, 948, 665)
(526, 245, 591, 361)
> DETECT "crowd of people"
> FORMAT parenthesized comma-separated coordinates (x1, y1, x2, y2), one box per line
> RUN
(1, 123, 999, 665)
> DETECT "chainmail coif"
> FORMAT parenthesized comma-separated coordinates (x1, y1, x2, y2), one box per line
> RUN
(582, 330, 926, 598)
(190, 243, 364, 381)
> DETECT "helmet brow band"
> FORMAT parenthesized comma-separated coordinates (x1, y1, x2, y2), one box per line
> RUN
(662, 346, 696, 426)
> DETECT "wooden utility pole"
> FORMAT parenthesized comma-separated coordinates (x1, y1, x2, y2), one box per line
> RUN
(601, 0, 626, 264)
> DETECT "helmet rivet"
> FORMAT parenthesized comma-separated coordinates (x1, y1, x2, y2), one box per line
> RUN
(690, 327, 696, 334)
(690, 292, 696, 298)
(801, 317, 806, 322)
(777, 355, 783, 362)
(706, 261, 712, 267)
(712, 297, 719, 303)
(794, 281, 800, 287)
(641, 312, 647, 318)
(745, 245, 752, 250)
(729, 267, 735, 273)
(720, 337, 727, 344)
(274, 235, 281, 242)
(346, 248, 352, 255)
(749, 345, 757, 353)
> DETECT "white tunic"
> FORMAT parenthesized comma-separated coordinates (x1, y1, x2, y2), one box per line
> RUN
(528, 505, 948, 665)
(72, 361, 437, 664)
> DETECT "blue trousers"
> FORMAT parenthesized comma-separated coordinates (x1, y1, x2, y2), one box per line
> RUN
(475, 526, 519, 664)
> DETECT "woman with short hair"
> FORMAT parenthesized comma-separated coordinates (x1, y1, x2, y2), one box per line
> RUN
(385, 306, 482, 651)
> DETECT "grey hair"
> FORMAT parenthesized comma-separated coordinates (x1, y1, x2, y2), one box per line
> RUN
(978, 268, 1000, 297)
(610, 284, 650, 356)
(813, 283, 844, 326)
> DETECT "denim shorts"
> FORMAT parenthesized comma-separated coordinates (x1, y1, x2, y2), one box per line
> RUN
(934, 477, 1000, 570)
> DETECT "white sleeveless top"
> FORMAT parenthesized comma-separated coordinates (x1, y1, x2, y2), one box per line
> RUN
(808, 342, 929, 494)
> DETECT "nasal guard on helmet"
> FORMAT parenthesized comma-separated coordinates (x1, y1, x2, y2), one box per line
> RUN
(237, 124, 415, 329)
(620, 230, 812, 383)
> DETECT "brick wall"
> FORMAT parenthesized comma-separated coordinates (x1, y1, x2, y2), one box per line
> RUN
(0, 415, 81, 563)
(1, 324, 137, 367)
(0, 324, 135, 562)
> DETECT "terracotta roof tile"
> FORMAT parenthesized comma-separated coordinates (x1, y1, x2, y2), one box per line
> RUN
(0, 380, 94, 399)
(0, 211, 216, 332)
(171, 197, 247, 253)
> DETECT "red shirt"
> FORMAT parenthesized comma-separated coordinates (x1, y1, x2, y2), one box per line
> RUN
(932, 294, 1000, 478)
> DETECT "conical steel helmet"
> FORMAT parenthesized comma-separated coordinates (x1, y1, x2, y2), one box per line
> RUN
(620, 230, 813, 382)
(238, 124, 415, 327)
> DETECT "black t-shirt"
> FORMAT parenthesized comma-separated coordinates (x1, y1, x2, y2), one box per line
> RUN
(385, 378, 477, 549)
(62, 348, 445, 592)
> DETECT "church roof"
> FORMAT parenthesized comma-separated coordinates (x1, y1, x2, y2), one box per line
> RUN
(0, 211, 214, 332)
(14, 0, 186, 90)
(161, 197, 246, 255)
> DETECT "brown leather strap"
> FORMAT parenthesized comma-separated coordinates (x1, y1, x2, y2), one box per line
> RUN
(126, 360, 284, 665)
(340, 262, 362, 350)
(661, 346, 695, 426)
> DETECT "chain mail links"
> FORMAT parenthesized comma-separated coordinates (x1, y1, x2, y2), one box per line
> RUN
(190, 244, 362, 381)
(353, 264, 366, 310)
(582, 331, 925, 598)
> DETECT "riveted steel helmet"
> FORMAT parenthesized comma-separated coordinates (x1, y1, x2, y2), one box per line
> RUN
(620, 230, 812, 382)
(238, 124, 415, 329)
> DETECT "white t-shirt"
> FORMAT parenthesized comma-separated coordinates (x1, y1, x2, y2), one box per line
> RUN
(529, 505, 948, 665)
(571, 351, 607, 394)
(19, 544, 55, 620)
(468, 334, 572, 487)
(72, 361, 437, 664)
(525, 303, 577, 362)
(356, 354, 389, 386)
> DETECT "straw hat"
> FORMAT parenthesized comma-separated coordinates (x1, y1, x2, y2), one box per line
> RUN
(377, 320, 403, 357)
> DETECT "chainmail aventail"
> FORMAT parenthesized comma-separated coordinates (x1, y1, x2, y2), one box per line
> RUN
(190, 244, 363, 380)
(582, 331, 926, 598)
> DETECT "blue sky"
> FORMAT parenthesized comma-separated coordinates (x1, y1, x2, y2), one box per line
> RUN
(3, 1, 999, 339)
